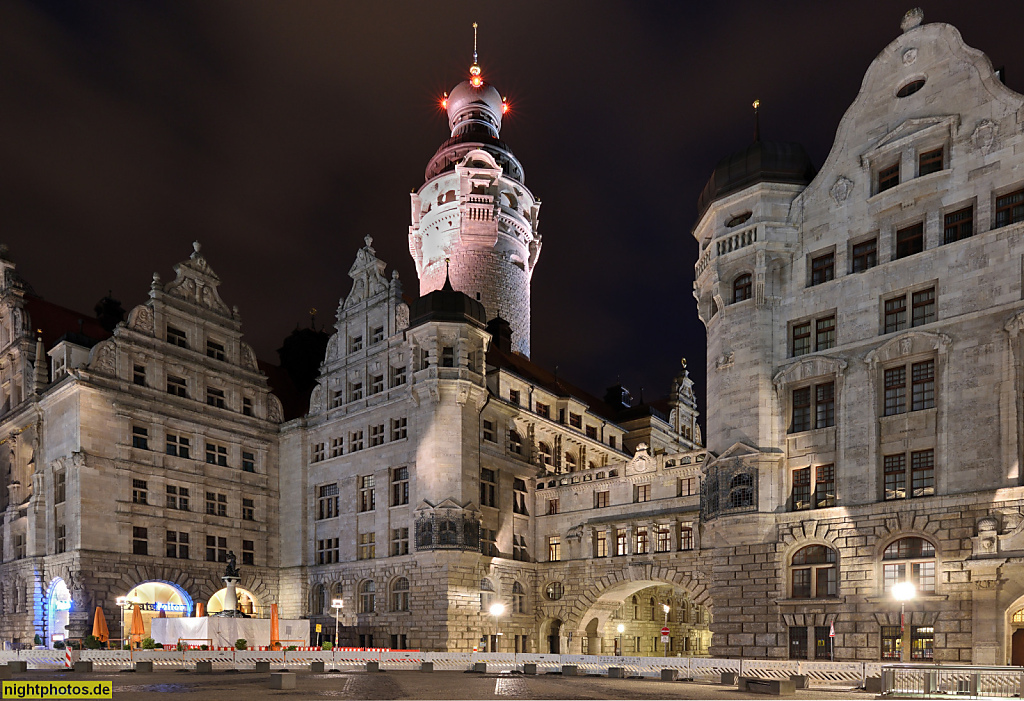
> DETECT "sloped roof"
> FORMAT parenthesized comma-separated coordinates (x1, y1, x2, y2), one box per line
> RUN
(24, 296, 111, 348)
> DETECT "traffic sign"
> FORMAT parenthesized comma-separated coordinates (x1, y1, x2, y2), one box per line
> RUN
(316, 624, 322, 633)
(661, 627, 670, 635)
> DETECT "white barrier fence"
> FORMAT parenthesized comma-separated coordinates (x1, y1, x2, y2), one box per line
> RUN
(0, 649, 1011, 687)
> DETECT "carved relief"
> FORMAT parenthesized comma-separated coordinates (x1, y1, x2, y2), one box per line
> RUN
(902, 48, 918, 66)
(309, 385, 323, 415)
(127, 305, 155, 335)
(88, 340, 117, 375)
(239, 343, 259, 371)
(715, 352, 734, 371)
(267, 395, 283, 423)
(830, 176, 853, 205)
(971, 119, 998, 155)
(627, 443, 655, 475)
(865, 330, 951, 367)
(773, 355, 847, 390)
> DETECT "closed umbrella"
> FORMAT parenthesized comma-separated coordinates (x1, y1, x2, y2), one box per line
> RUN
(129, 604, 145, 647)
(270, 604, 279, 651)
(195, 602, 205, 617)
(91, 606, 109, 645)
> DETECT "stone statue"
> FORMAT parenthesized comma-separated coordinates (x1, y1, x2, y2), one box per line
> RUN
(224, 551, 239, 579)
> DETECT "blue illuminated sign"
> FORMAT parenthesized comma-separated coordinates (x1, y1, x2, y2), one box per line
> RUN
(53, 600, 71, 611)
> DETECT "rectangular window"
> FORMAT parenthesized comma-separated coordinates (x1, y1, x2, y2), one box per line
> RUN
(884, 454, 907, 501)
(595, 530, 608, 558)
(242, 539, 254, 566)
(634, 483, 651, 503)
(792, 568, 812, 599)
(615, 528, 628, 556)
(508, 388, 520, 405)
(814, 626, 832, 659)
(242, 451, 256, 473)
(206, 492, 227, 516)
(358, 532, 375, 560)
(815, 464, 835, 508)
(851, 238, 877, 272)
(635, 526, 650, 554)
(918, 147, 943, 176)
(317, 483, 339, 520)
(359, 475, 376, 512)
(482, 420, 495, 442)
(349, 335, 363, 353)
(547, 498, 560, 515)
(911, 288, 936, 327)
(391, 527, 409, 556)
(548, 536, 561, 561)
(481, 528, 497, 556)
(480, 468, 497, 507)
(878, 162, 899, 192)
(679, 525, 694, 551)
(205, 442, 228, 467)
(995, 189, 1024, 228)
(881, 626, 901, 660)
(513, 534, 528, 561)
(371, 326, 384, 344)
(595, 490, 609, 508)
(884, 366, 907, 416)
(316, 538, 339, 565)
(678, 477, 699, 497)
(206, 339, 226, 361)
(166, 375, 188, 398)
(943, 206, 973, 243)
(167, 325, 188, 348)
(371, 374, 384, 395)
(895, 223, 924, 259)
(911, 626, 934, 661)
(884, 295, 907, 334)
(513, 478, 528, 515)
(242, 498, 254, 521)
(790, 627, 809, 660)
(132, 425, 149, 450)
(586, 425, 597, 439)
(792, 322, 811, 357)
(132, 526, 148, 556)
(133, 364, 146, 386)
(911, 360, 935, 410)
(330, 390, 344, 409)
(311, 442, 326, 463)
(390, 364, 406, 387)
(810, 252, 835, 285)
(656, 525, 671, 552)
(206, 386, 226, 409)
(815, 382, 835, 428)
(166, 485, 190, 511)
(206, 535, 228, 563)
(55, 524, 66, 554)
(349, 381, 363, 402)
(815, 316, 836, 351)
(391, 417, 408, 441)
(792, 467, 811, 511)
(350, 430, 364, 452)
(166, 433, 191, 459)
(441, 346, 455, 367)
(536, 402, 550, 418)
(791, 387, 811, 432)
(242, 397, 253, 416)
(369, 423, 385, 447)
(132, 479, 148, 505)
(55, 471, 66, 504)
(391, 466, 409, 506)
(569, 413, 582, 429)
(329, 436, 343, 458)
(911, 449, 935, 498)
(166, 531, 189, 559)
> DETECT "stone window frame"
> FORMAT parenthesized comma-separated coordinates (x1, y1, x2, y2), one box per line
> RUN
(788, 310, 838, 358)
(788, 544, 839, 599)
(774, 356, 846, 437)
(783, 539, 841, 601)
(358, 579, 375, 614)
(511, 581, 526, 614)
(941, 198, 976, 244)
(808, 247, 836, 287)
(881, 282, 937, 335)
(849, 234, 879, 273)
(390, 577, 410, 612)
(994, 183, 1024, 229)
(732, 272, 753, 303)
(876, 534, 939, 596)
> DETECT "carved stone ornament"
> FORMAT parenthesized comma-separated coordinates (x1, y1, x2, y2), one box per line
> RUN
(902, 48, 918, 66)
(239, 343, 259, 371)
(127, 304, 155, 335)
(900, 8, 924, 33)
(267, 395, 283, 423)
(830, 176, 853, 205)
(163, 242, 231, 315)
(715, 352, 734, 371)
(88, 340, 117, 375)
(971, 119, 998, 155)
(627, 443, 655, 474)
(309, 384, 324, 414)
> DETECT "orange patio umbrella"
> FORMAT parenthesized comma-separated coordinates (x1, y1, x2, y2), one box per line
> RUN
(270, 604, 280, 651)
(129, 604, 145, 647)
(194, 602, 205, 617)
(157, 609, 166, 618)
(91, 606, 109, 644)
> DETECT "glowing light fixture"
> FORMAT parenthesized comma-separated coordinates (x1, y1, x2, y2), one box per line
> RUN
(489, 602, 505, 617)
(440, 92, 448, 110)
(469, 22, 483, 87)
(891, 582, 916, 602)
(616, 624, 625, 633)
(501, 97, 509, 115)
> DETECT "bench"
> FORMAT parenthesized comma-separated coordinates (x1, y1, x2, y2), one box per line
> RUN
(738, 676, 796, 696)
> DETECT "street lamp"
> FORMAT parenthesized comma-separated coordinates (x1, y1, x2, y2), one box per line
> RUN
(115, 596, 127, 649)
(891, 582, 916, 663)
(489, 602, 505, 652)
(662, 604, 671, 657)
(616, 623, 625, 656)
(331, 599, 343, 648)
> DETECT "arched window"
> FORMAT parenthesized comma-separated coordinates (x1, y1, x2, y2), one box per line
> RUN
(391, 577, 409, 612)
(512, 581, 525, 614)
(509, 431, 523, 455)
(310, 583, 326, 615)
(790, 545, 837, 598)
(480, 579, 495, 611)
(650, 597, 657, 621)
(564, 452, 577, 472)
(734, 274, 753, 303)
(538, 442, 553, 469)
(728, 473, 754, 508)
(883, 537, 936, 593)
(632, 595, 639, 620)
(358, 580, 375, 613)
(330, 582, 343, 609)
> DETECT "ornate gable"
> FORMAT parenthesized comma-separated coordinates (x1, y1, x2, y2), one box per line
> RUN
(163, 242, 231, 316)
(343, 236, 390, 310)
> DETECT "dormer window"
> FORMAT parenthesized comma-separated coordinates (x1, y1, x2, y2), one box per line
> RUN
(878, 162, 900, 193)
(349, 336, 363, 353)
(206, 340, 226, 361)
(371, 326, 384, 344)
(167, 326, 188, 349)
(918, 148, 943, 176)
(725, 212, 751, 228)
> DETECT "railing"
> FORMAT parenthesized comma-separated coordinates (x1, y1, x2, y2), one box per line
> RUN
(882, 664, 1024, 699)
(716, 226, 757, 256)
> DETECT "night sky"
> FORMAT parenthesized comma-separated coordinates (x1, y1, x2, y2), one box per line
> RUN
(3, 1, 1024, 421)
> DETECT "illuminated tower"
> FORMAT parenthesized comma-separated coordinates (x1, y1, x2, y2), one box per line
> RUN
(409, 24, 541, 357)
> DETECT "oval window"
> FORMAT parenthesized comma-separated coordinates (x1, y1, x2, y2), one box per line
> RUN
(896, 79, 926, 98)
(545, 582, 564, 600)
(725, 212, 752, 228)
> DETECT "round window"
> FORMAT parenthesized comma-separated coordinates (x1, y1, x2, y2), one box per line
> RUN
(545, 582, 564, 601)
(896, 79, 926, 98)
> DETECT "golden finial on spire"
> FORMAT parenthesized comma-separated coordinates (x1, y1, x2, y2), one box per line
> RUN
(470, 22, 483, 86)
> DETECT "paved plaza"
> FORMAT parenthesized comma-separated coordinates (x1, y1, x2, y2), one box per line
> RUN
(2, 670, 872, 700)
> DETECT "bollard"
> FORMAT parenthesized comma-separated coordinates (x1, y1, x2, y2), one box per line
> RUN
(561, 665, 577, 676)
(790, 674, 808, 689)
(473, 662, 487, 673)
(420, 662, 433, 672)
(73, 661, 93, 673)
(135, 661, 154, 674)
(864, 676, 882, 693)
(310, 661, 325, 674)
(721, 671, 738, 685)
(255, 661, 270, 673)
(0, 665, 11, 680)
(661, 669, 678, 682)
(7, 662, 27, 674)
(608, 667, 625, 678)
(523, 663, 537, 675)
(270, 672, 296, 690)
(366, 661, 380, 673)
(196, 661, 213, 674)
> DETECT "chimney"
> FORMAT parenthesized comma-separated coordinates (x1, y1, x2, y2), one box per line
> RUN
(486, 317, 513, 353)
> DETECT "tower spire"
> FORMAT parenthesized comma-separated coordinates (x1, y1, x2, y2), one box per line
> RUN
(472, 22, 478, 66)
(470, 23, 482, 87)
(753, 99, 761, 142)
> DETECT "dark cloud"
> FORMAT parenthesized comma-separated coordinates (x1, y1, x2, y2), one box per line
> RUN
(2, 1, 1023, 426)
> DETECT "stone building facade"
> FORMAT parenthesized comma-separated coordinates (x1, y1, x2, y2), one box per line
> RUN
(692, 10, 1024, 665)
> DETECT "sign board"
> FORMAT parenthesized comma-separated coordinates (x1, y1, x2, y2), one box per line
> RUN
(315, 624, 322, 633)
(661, 635, 670, 643)
(661, 627, 670, 636)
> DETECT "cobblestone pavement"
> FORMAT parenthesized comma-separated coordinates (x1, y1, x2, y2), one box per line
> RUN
(3, 670, 874, 700)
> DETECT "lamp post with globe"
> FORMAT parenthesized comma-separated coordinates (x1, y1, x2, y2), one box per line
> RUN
(892, 582, 917, 662)
(662, 604, 671, 657)
(331, 599, 343, 647)
(489, 602, 505, 652)
(616, 623, 625, 656)
(115, 596, 127, 649)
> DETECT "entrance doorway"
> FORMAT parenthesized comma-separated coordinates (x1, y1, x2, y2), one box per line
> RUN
(547, 619, 562, 653)
(1013, 629, 1024, 667)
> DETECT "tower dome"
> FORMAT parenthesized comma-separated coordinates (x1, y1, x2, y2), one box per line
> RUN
(445, 80, 504, 138)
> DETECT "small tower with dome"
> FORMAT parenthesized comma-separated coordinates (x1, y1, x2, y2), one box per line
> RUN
(409, 24, 541, 357)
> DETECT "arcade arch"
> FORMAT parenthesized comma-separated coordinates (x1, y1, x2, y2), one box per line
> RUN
(122, 580, 193, 641)
(43, 578, 71, 648)
(208, 586, 262, 617)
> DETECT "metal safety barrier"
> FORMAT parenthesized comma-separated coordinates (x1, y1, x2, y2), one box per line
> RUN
(882, 664, 1024, 699)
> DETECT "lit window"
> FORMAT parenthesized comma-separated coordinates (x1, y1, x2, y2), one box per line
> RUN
(358, 532, 375, 560)
(883, 537, 936, 593)
(548, 536, 561, 561)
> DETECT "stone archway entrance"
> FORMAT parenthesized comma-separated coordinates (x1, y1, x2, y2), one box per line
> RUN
(1011, 608, 1024, 666)
(568, 579, 712, 657)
